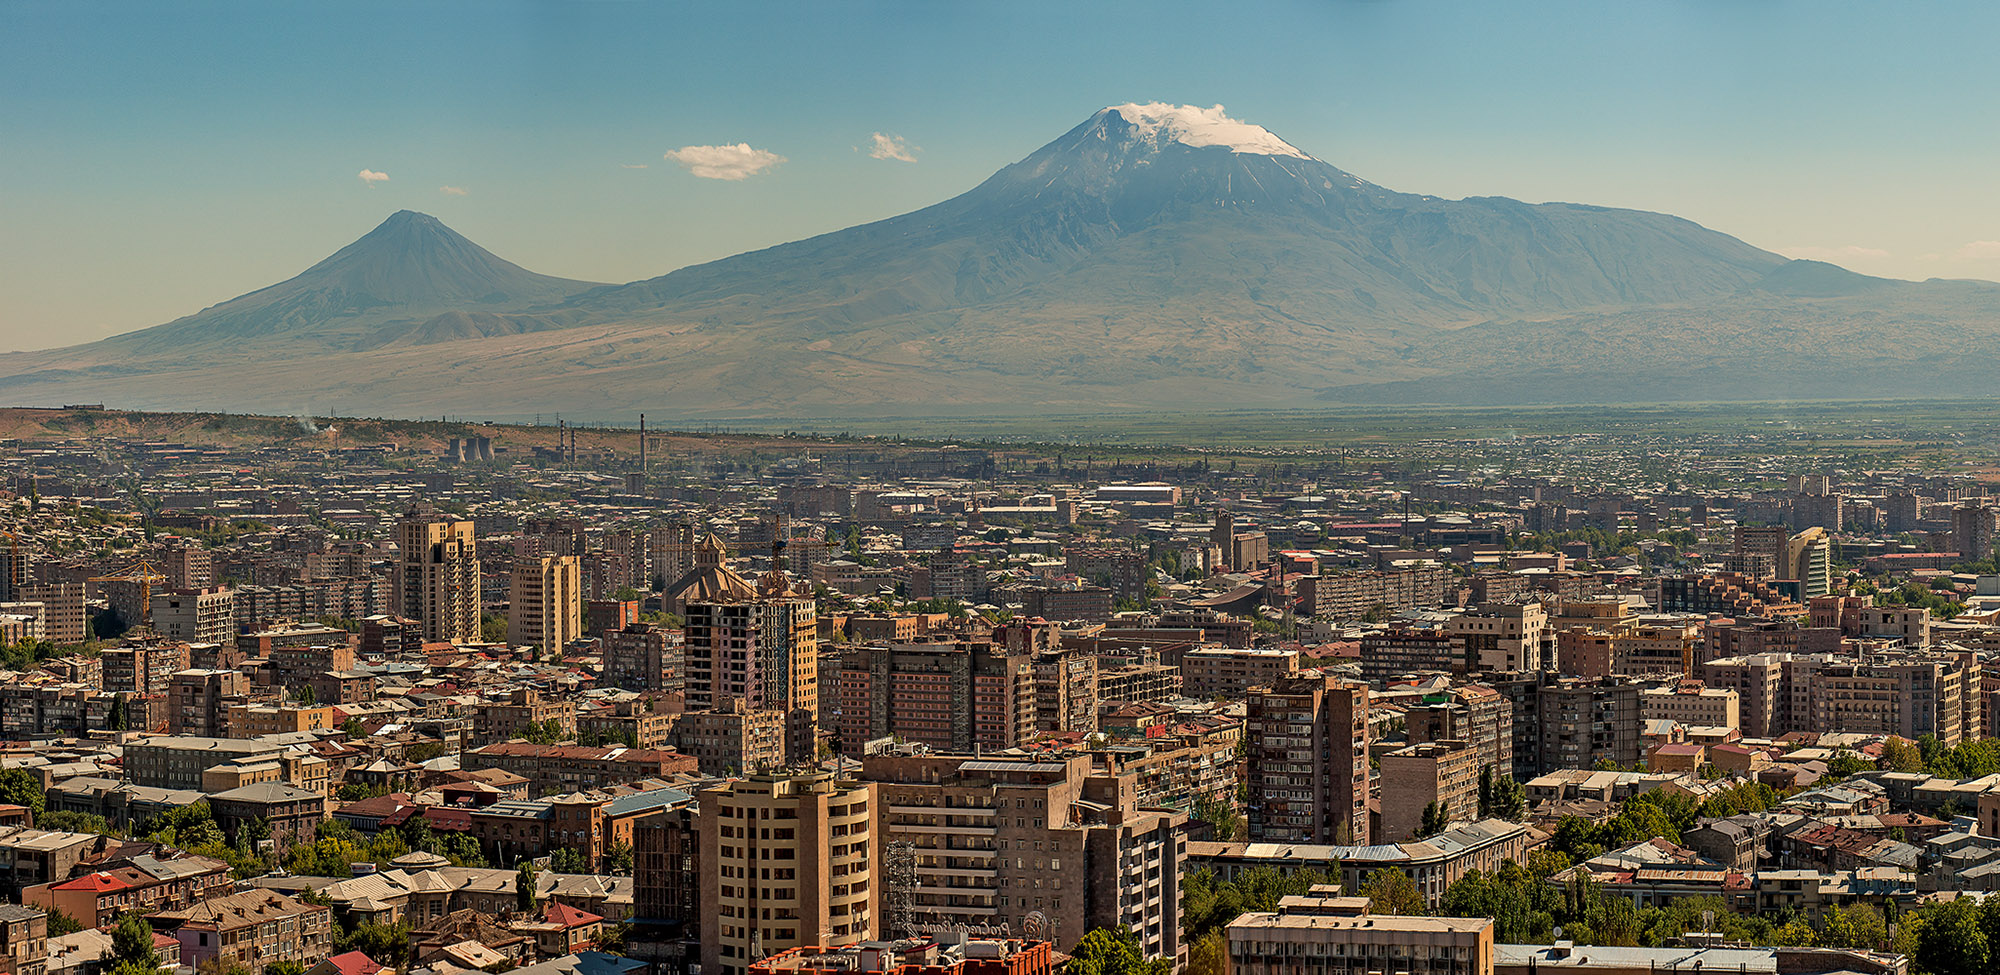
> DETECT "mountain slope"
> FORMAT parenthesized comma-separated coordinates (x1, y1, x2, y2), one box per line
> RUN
(575, 104, 1784, 336)
(80, 210, 602, 360)
(5, 103, 1997, 417)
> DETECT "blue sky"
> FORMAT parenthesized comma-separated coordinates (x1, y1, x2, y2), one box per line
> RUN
(5, 0, 2000, 349)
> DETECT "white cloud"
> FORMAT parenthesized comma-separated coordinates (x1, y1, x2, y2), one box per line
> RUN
(1778, 244, 1889, 262)
(867, 132, 919, 163)
(357, 169, 390, 186)
(1953, 241, 2000, 261)
(439, 185, 469, 196)
(663, 143, 785, 180)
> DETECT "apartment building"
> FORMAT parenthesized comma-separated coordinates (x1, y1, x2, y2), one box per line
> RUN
(1640, 683, 1741, 730)
(1379, 741, 1479, 843)
(123, 736, 287, 790)
(1178, 647, 1299, 700)
(696, 773, 877, 975)
(1402, 685, 1512, 779)
(1246, 673, 1370, 845)
(510, 554, 582, 652)
(669, 700, 788, 776)
(1448, 602, 1548, 672)
(1533, 677, 1642, 776)
(151, 588, 237, 648)
(167, 669, 248, 737)
(397, 508, 481, 644)
(834, 641, 1037, 756)
(602, 622, 681, 693)
(685, 585, 819, 765)
(462, 742, 698, 796)
(171, 889, 333, 971)
(859, 754, 1184, 966)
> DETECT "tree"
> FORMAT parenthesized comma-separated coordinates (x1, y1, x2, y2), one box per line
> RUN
(107, 695, 127, 731)
(264, 962, 307, 975)
(45, 906, 82, 937)
(334, 923, 410, 966)
(548, 848, 589, 874)
(1358, 868, 1426, 916)
(603, 841, 634, 875)
(517, 861, 539, 913)
(111, 915, 160, 972)
(1879, 737, 1925, 773)
(1066, 928, 1172, 975)
(1186, 929, 1227, 975)
(0, 768, 46, 818)
(1914, 897, 1989, 975)
(1819, 903, 1886, 950)
(1417, 800, 1449, 839)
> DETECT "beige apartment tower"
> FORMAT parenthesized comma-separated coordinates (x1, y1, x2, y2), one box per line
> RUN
(510, 554, 582, 651)
(697, 772, 876, 975)
(398, 507, 482, 644)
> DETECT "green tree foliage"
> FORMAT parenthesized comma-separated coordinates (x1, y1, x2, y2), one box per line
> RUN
(519, 719, 572, 745)
(1066, 928, 1173, 975)
(1910, 897, 1989, 975)
(1186, 930, 1226, 975)
(603, 841, 634, 875)
(1914, 735, 2000, 779)
(1879, 737, 1926, 773)
(1818, 903, 1887, 950)
(517, 861, 539, 913)
(1358, 868, 1426, 916)
(1182, 867, 1335, 944)
(263, 962, 307, 975)
(1417, 800, 1449, 839)
(1546, 784, 1779, 864)
(111, 915, 159, 971)
(548, 848, 589, 874)
(1190, 793, 1243, 841)
(38, 811, 118, 837)
(45, 907, 82, 937)
(0, 768, 46, 818)
(334, 922, 410, 966)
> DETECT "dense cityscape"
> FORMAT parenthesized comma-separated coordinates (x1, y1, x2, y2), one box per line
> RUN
(0, 407, 1986, 975)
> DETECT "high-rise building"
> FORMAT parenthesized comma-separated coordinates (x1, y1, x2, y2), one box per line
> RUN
(1534, 677, 1642, 774)
(510, 554, 582, 651)
(168, 669, 249, 737)
(859, 753, 1185, 965)
(397, 507, 481, 644)
(685, 572, 820, 765)
(696, 772, 877, 975)
(1378, 740, 1478, 843)
(1402, 685, 1513, 780)
(833, 641, 1037, 756)
(152, 587, 237, 648)
(1448, 602, 1548, 673)
(1782, 527, 1833, 600)
(1246, 673, 1370, 845)
(1732, 525, 1788, 580)
(1956, 502, 1999, 562)
(603, 621, 681, 692)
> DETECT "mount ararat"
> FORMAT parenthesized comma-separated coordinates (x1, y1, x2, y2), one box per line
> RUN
(9, 103, 1996, 418)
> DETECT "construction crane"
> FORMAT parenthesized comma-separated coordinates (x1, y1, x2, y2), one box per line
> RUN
(88, 560, 166, 629)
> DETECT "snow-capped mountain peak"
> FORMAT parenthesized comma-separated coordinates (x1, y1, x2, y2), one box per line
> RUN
(1098, 102, 1313, 160)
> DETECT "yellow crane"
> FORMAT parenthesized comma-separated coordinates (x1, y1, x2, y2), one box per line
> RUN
(89, 560, 167, 628)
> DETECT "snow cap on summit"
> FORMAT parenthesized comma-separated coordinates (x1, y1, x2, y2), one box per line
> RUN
(1098, 103, 1312, 160)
